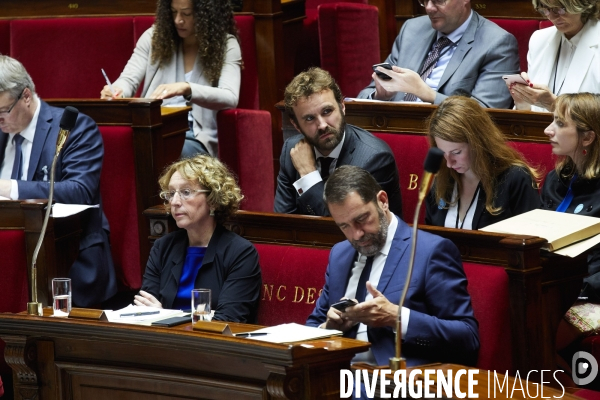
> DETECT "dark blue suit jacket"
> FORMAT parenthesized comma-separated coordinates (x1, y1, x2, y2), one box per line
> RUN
(274, 124, 402, 217)
(306, 216, 479, 366)
(0, 100, 117, 306)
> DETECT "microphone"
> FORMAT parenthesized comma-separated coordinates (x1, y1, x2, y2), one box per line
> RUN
(390, 147, 444, 371)
(27, 107, 79, 316)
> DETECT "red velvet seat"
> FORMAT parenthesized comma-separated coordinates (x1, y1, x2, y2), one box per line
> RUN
(318, 2, 380, 97)
(0, 20, 9, 56)
(99, 126, 141, 290)
(490, 19, 540, 72)
(509, 142, 556, 184)
(298, 0, 368, 74)
(374, 133, 430, 223)
(463, 262, 513, 372)
(10, 17, 135, 98)
(254, 243, 330, 326)
(0, 229, 29, 397)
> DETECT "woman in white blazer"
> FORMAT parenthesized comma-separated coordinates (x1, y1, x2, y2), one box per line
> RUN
(508, 0, 600, 112)
(100, 0, 241, 157)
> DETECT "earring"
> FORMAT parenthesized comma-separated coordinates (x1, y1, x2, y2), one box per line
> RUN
(583, 149, 588, 156)
(209, 208, 215, 217)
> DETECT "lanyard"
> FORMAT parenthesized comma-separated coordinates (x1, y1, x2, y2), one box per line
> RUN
(455, 184, 481, 229)
(556, 174, 577, 212)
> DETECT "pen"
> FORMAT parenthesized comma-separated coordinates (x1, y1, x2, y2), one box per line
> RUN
(120, 311, 160, 317)
(235, 332, 269, 337)
(101, 68, 115, 96)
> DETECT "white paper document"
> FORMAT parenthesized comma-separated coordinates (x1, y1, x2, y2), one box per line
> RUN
(105, 305, 186, 326)
(237, 323, 342, 343)
(554, 234, 600, 258)
(52, 203, 99, 218)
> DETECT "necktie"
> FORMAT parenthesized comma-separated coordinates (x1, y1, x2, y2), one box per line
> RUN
(11, 134, 25, 180)
(404, 36, 453, 102)
(320, 157, 334, 182)
(347, 255, 374, 339)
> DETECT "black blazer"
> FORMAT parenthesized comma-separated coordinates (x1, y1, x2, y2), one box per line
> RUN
(141, 225, 262, 323)
(274, 124, 402, 217)
(541, 170, 600, 301)
(425, 166, 539, 230)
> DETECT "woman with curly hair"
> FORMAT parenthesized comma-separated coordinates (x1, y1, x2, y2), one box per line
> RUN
(135, 154, 261, 323)
(100, 0, 241, 157)
(425, 96, 540, 230)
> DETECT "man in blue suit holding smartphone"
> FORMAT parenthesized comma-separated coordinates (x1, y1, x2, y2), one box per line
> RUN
(306, 165, 479, 367)
(0, 55, 117, 307)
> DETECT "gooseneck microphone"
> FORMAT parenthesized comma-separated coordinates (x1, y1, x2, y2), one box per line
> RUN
(390, 147, 444, 371)
(28, 107, 79, 316)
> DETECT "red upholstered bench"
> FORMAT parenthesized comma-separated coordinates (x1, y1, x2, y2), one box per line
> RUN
(255, 243, 330, 326)
(490, 19, 540, 73)
(318, 2, 380, 98)
(0, 20, 9, 56)
(463, 262, 513, 372)
(374, 132, 430, 223)
(10, 17, 135, 98)
(99, 126, 141, 290)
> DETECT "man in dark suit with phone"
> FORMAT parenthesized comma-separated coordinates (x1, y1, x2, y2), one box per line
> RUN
(306, 165, 479, 368)
(0, 55, 117, 307)
(274, 67, 402, 217)
(357, 0, 519, 109)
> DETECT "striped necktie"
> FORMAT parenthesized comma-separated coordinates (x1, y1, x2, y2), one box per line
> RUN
(404, 36, 453, 102)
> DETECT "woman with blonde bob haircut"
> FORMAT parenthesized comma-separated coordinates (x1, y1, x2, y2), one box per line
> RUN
(425, 96, 540, 230)
(135, 154, 262, 323)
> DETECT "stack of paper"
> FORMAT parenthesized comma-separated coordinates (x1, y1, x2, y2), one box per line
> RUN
(237, 323, 342, 343)
(105, 305, 185, 326)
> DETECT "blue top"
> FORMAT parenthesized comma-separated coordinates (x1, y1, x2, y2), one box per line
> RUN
(173, 246, 206, 310)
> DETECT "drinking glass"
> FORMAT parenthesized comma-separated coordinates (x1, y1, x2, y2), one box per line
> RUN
(191, 289, 211, 323)
(52, 278, 72, 317)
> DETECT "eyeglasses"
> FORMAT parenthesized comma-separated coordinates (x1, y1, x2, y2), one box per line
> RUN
(536, 6, 567, 16)
(0, 89, 25, 115)
(160, 188, 210, 202)
(418, 0, 448, 7)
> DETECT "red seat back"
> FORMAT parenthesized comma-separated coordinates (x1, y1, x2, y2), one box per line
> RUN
(255, 243, 330, 326)
(374, 133, 430, 223)
(463, 262, 513, 373)
(234, 15, 260, 110)
(540, 20, 554, 29)
(318, 3, 380, 98)
(489, 19, 540, 72)
(0, 20, 10, 56)
(509, 141, 555, 183)
(99, 126, 141, 290)
(0, 230, 29, 313)
(10, 17, 135, 98)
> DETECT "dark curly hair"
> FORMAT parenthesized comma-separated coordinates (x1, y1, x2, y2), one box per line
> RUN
(151, 0, 239, 86)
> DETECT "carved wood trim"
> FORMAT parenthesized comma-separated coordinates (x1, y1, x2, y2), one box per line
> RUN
(2, 334, 40, 400)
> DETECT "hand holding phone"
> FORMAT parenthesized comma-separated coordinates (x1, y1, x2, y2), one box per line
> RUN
(331, 299, 358, 311)
(502, 74, 528, 86)
(372, 63, 393, 81)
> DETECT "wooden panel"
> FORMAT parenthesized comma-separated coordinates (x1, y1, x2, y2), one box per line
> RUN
(0, 315, 369, 400)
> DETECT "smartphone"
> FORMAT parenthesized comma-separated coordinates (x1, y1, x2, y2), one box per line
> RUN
(502, 74, 528, 86)
(151, 314, 191, 327)
(372, 63, 393, 81)
(331, 299, 358, 311)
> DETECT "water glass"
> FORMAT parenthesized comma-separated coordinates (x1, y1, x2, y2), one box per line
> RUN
(191, 289, 211, 323)
(52, 278, 72, 317)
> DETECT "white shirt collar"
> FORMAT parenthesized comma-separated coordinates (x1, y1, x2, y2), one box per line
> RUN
(12, 94, 40, 144)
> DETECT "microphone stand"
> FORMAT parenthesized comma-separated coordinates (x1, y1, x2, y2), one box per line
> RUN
(27, 107, 77, 316)
(389, 148, 444, 371)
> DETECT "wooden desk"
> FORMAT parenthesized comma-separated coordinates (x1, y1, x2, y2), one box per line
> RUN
(0, 200, 86, 308)
(0, 313, 369, 400)
(143, 209, 588, 374)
